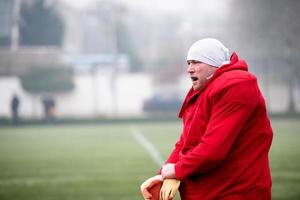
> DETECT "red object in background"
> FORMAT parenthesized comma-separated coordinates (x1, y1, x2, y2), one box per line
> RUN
(148, 181, 162, 200)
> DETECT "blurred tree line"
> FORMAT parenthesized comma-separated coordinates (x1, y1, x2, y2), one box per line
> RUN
(90, 0, 186, 73)
(229, 0, 300, 113)
(20, 0, 64, 46)
(0, 0, 299, 113)
(18, 0, 73, 98)
(20, 66, 73, 93)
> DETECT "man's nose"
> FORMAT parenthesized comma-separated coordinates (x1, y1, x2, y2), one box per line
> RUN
(187, 65, 194, 73)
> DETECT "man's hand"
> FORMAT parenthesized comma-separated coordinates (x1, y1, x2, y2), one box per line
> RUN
(161, 163, 176, 179)
(159, 179, 181, 200)
(140, 175, 163, 200)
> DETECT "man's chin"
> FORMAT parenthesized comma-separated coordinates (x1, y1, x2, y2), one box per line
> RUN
(192, 85, 201, 91)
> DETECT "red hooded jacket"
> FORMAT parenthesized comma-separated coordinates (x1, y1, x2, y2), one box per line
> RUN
(165, 53, 273, 200)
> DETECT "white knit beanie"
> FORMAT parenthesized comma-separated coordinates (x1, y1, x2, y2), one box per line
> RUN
(187, 38, 230, 67)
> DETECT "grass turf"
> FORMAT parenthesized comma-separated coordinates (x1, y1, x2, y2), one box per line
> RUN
(0, 119, 299, 200)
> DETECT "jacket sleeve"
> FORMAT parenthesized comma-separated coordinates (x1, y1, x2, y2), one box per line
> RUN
(158, 131, 184, 174)
(166, 133, 184, 163)
(174, 80, 259, 180)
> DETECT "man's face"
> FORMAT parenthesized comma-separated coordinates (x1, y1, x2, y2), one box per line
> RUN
(187, 60, 218, 90)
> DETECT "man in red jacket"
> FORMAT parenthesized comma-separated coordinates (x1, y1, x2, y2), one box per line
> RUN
(141, 38, 273, 200)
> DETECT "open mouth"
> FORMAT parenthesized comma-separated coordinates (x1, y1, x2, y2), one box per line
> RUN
(191, 77, 198, 81)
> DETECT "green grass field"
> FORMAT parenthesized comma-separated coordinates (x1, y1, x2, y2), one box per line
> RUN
(0, 119, 299, 200)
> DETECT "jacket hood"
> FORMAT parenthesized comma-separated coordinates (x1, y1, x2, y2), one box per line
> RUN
(215, 52, 248, 76)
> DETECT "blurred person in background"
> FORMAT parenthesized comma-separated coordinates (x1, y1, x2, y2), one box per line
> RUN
(11, 94, 20, 125)
(141, 38, 273, 200)
(42, 95, 56, 123)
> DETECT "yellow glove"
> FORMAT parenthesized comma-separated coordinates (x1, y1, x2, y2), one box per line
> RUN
(140, 175, 163, 200)
(159, 179, 181, 200)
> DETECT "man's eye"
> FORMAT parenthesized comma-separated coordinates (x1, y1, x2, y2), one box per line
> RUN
(190, 61, 202, 64)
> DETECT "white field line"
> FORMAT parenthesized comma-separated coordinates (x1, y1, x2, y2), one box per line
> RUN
(131, 126, 164, 166)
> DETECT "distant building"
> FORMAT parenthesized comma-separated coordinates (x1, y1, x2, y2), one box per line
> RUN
(0, 47, 64, 76)
(65, 53, 129, 73)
